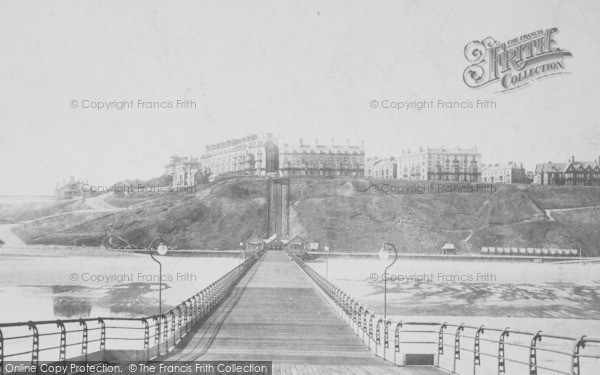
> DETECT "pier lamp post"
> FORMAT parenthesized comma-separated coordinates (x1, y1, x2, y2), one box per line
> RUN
(325, 243, 334, 280)
(239, 241, 245, 263)
(379, 242, 398, 320)
(148, 237, 168, 316)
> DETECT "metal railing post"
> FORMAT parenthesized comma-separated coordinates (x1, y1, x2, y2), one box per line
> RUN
(438, 323, 447, 367)
(97, 318, 106, 355)
(169, 312, 175, 347)
(153, 316, 160, 356)
(474, 325, 485, 375)
(78, 319, 88, 362)
(352, 302, 358, 330)
(192, 295, 199, 324)
(363, 310, 369, 342)
(375, 318, 383, 355)
(208, 285, 214, 309)
(358, 306, 363, 335)
(439, 322, 447, 355)
(141, 318, 150, 360)
(182, 303, 188, 334)
(175, 306, 182, 341)
(385, 321, 392, 348)
(498, 328, 510, 374)
(56, 320, 67, 363)
(162, 315, 169, 354)
(199, 291, 205, 319)
(369, 313, 375, 349)
(190, 296, 197, 321)
(394, 321, 403, 365)
(454, 324, 465, 373)
(571, 336, 586, 375)
(0, 328, 4, 375)
(185, 299, 192, 331)
(529, 331, 543, 375)
(28, 321, 39, 366)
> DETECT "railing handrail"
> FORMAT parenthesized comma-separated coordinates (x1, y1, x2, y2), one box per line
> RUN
(0, 250, 264, 366)
(289, 252, 599, 375)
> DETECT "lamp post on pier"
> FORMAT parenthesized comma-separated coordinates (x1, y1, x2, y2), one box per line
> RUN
(147, 237, 168, 316)
(379, 242, 398, 320)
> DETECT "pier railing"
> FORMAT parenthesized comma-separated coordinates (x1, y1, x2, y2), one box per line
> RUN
(0, 251, 263, 370)
(290, 253, 600, 375)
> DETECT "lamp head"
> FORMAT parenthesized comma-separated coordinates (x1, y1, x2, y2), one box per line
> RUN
(324, 245, 330, 251)
(157, 243, 168, 256)
(239, 242, 244, 247)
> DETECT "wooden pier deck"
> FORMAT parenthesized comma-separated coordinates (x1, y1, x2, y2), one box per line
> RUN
(168, 251, 445, 374)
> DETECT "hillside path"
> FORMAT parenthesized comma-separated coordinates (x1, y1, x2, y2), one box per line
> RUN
(0, 224, 26, 246)
(544, 204, 600, 221)
(0, 194, 123, 246)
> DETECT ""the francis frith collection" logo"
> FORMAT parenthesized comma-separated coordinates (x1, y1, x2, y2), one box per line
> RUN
(463, 28, 572, 92)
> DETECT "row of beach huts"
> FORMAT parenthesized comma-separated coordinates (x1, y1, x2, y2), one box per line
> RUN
(481, 247, 579, 256)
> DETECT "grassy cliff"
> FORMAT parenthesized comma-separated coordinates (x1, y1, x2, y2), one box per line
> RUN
(13, 179, 268, 249)
(9, 178, 600, 255)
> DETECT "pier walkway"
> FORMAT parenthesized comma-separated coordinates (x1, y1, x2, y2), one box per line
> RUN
(167, 251, 444, 374)
(4, 250, 595, 374)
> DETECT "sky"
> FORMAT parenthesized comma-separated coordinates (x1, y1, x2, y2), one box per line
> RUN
(1, 0, 599, 195)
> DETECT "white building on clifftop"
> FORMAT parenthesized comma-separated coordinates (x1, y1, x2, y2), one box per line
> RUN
(397, 146, 482, 182)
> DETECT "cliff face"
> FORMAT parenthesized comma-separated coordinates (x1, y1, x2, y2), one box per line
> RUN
(13, 179, 268, 249)
(9, 178, 600, 255)
(288, 179, 599, 254)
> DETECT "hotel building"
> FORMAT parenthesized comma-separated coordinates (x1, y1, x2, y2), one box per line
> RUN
(365, 157, 398, 179)
(164, 156, 201, 187)
(482, 162, 530, 184)
(534, 156, 600, 186)
(397, 146, 482, 182)
(279, 138, 365, 177)
(200, 133, 279, 177)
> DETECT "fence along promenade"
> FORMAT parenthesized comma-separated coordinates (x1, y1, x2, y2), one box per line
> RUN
(290, 253, 600, 375)
(0, 252, 262, 371)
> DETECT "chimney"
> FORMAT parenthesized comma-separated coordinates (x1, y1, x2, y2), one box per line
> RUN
(571, 155, 575, 163)
(299, 138, 304, 147)
(361, 140, 365, 148)
(346, 139, 350, 147)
